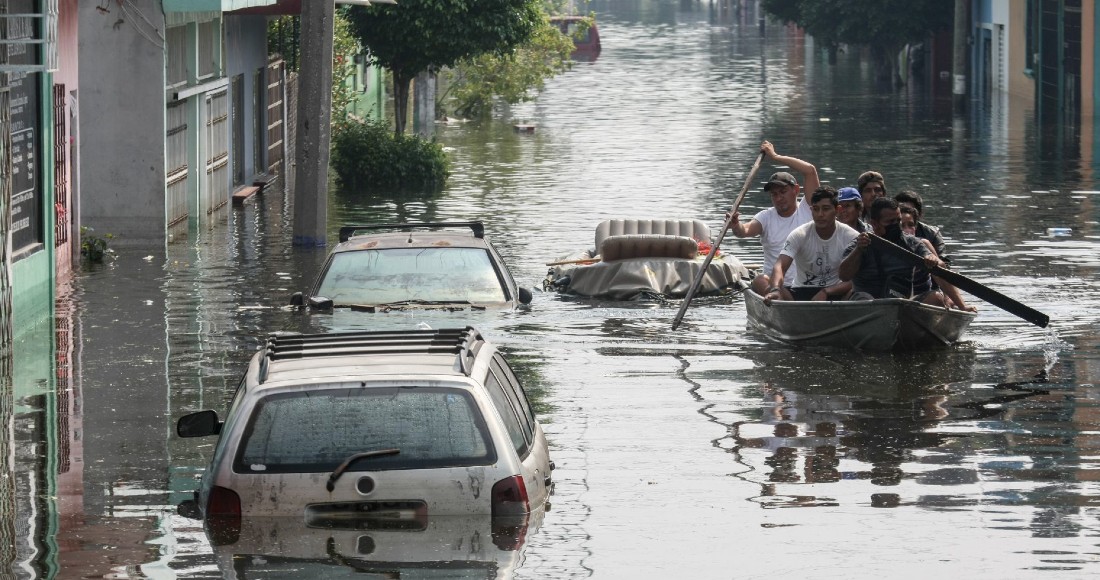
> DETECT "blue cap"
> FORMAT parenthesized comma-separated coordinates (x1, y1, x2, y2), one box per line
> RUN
(837, 187, 861, 203)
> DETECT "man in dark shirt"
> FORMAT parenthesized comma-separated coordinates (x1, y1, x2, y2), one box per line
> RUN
(838, 198, 949, 306)
(895, 189, 948, 263)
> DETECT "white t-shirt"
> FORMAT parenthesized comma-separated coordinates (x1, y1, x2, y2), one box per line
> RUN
(779, 220, 859, 287)
(754, 198, 812, 284)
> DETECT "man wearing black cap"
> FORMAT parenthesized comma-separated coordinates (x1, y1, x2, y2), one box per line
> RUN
(730, 141, 820, 296)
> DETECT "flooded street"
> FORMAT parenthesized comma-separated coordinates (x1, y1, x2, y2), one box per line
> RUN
(9, 1, 1100, 578)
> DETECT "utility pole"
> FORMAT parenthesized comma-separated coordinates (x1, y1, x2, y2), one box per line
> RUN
(293, 0, 335, 246)
(952, 0, 968, 113)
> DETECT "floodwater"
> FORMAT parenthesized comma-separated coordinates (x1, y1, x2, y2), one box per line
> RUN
(9, 1, 1100, 578)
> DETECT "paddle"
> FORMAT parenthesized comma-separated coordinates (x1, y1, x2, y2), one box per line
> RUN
(671, 150, 766, 330)
(546, 257, 601, 266)
(867, 233, 1050, 328)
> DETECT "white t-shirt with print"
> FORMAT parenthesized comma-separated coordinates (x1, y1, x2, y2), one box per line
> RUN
(779, 220, 859, 288)
(754, 198, 812, 284)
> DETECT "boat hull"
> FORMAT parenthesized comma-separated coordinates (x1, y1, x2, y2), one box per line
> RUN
(743, 287, 976, 350)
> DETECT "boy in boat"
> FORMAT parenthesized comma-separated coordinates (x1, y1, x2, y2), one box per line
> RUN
(894, 189, 948, 263)
(729, 141, 819, 296)
(836, 187, 870, 233)
(857, 171, 887, 219)
(764, 186, 859, 304)
(899, 205, 975, 311)
(838, 197, 949, 306)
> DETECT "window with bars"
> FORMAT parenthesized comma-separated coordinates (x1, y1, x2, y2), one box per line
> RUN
(0, 0, 58, 73)
(166, 26, 188, 87)
(197, 19, 219, 79)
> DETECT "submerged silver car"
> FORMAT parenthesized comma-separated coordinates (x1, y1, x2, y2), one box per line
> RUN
(290, 222, 533, 311)
(177, 327, 553, 541)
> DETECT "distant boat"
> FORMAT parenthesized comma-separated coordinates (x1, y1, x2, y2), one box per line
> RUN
(550, 16, 601, 62)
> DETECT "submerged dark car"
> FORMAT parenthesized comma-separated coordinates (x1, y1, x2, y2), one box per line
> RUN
(291, 222, 532, 311)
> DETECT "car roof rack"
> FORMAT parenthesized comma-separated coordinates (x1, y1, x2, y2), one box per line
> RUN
(338, 221, 485, 243)
(257, 326, 485, 384)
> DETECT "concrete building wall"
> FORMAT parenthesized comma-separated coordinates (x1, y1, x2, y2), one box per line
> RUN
(55, 0, 79, 275)
(1004, 0, 1033, 103)
(77, 0, 167, 245)
(224, 15, 271, 183)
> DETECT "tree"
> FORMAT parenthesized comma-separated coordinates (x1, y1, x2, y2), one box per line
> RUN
(761, 0, 952, 85)
(344, 0, 543, 134)
(439, 14, 577, 118)
(268, 12, 362, 120)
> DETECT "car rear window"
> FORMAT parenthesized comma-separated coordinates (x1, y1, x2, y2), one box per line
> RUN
(315, 248, 508, 305)
(234, 387, 495, 473)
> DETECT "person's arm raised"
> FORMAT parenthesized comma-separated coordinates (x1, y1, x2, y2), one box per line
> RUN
(761, 141, 820, 195)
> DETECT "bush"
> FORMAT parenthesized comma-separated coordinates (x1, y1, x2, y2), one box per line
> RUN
(331, 118, 449, 193)
(80, 226, 114, 263)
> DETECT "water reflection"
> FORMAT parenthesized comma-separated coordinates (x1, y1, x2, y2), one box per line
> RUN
(203, 513, 542, 579)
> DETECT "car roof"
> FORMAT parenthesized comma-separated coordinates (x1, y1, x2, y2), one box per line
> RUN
(333, 230, 492, 253)
(333, 222, 492, 253)
(251, 327, 491, 390)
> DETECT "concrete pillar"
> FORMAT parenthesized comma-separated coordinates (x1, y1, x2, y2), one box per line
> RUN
(952, 0, 968, 113)
(292, 0, 334, 247)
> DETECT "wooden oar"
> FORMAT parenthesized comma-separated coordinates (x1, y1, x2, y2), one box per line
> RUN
(546, 257, 600, 266)
(867, 233, 1049, 328)
(672, 150, 766, 330)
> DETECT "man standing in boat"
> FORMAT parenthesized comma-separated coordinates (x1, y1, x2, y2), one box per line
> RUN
(729, 141, 819, 296)
(838, 197, 949, 306)
(764, 186, 859, 304)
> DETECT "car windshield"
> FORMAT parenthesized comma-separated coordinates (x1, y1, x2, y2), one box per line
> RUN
(315, 247, 509, 305)
(235, 387, 495, 473)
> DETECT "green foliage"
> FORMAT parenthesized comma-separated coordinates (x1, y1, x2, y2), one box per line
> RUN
(331, 11, 363, 122)
(331, 118, 450, 193)
(267, 16, 300, 69)
(441, 14, 578, 118)
(343, 0, 543, 133)
(267, 13, 363, 120)
(761, 0, 952, 83)
(80, 226, 113, 263)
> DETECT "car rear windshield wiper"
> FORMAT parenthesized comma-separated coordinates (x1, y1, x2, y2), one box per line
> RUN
(326, 449, 400, 492)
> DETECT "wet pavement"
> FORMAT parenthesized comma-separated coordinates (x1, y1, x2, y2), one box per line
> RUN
(7, 1, 1100, 578)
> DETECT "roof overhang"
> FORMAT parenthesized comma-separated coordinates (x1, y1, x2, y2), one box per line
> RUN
(224, 0, 397, 16)
(163, 0, 279, 13)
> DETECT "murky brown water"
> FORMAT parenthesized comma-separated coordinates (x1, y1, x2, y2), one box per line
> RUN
(8, 1, 1100, 578)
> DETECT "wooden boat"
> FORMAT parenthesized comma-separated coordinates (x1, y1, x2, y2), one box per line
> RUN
(545, 219, 750, 300)
(742, 285, 977, 350)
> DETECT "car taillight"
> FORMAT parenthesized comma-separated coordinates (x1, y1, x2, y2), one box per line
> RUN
(207, 486, 241, 517)
(491, 475, 529, 518)
(205, 486, 241, 546)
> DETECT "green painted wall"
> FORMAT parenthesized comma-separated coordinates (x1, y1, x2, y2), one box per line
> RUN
(11, 70, 55, 347)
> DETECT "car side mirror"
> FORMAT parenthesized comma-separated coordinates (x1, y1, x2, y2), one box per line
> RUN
(518, 287, 533, 305)
(177, 410, 221, 438)
(289, 292, 303, 307)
